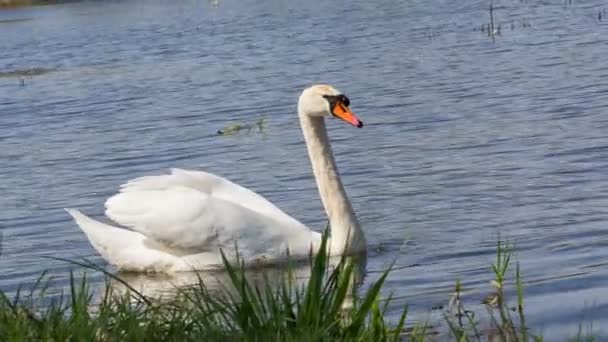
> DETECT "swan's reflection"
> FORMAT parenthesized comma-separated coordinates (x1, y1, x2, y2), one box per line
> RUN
(108, 255, 367, 305)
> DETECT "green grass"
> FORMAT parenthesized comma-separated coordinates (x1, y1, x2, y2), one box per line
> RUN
(0, 234, 599, 341)
(442, 241, 541, 342)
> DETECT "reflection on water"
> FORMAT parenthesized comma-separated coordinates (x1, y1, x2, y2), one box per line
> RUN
(110, 255, 367, 310)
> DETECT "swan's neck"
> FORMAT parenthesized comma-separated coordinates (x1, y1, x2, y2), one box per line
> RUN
(299, 112, 366, 255)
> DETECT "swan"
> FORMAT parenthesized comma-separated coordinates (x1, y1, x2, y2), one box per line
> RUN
(66, 84, 367, 273)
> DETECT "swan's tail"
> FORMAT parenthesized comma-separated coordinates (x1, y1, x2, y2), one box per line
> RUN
(65, 209, 178, 272)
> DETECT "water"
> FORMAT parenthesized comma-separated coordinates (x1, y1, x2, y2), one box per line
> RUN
(2, 0, 608, 338)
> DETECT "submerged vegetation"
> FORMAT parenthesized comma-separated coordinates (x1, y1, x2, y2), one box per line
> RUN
(217, 116, 267, 136)
(0, 235, 598, 341)
(0, 68, 54, 78)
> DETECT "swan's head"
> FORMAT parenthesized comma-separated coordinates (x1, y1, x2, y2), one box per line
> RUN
(298, 84, 363, 128)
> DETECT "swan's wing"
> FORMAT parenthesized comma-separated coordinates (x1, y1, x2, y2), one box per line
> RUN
(104, 169, 314, 256)
(104, 186, 317, 261)
(116, 168, 304, 228)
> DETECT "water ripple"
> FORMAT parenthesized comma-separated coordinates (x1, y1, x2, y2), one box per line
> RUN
(2, 0, 608, 339)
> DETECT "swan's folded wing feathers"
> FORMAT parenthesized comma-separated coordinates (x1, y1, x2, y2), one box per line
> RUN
(105, 186, 309, 257)
(116, 169, 306, 229)
(107, 187, 219, 249)
(119, 169, 215, 193)
(106, 187, 203, 230)
(171, 169, 306, 228)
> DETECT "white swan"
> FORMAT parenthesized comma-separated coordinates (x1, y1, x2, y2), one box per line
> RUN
(66, 84, 366, 273)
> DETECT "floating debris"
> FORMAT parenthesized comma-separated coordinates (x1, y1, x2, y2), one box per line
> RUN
(217, 116, 267, 136)
(0, 67, 55, 78)
(0, 18, 33, 24)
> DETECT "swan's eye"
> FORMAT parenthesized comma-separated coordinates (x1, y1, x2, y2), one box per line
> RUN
(323, 94, 350, 107)
(338, 95, 350, 107)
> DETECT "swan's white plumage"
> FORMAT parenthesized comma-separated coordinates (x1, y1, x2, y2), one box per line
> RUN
(68, 168, 321, 272)
(112, 168, 303, 228)
(66, 209, 179, 272)
(67, 84, 366, 273)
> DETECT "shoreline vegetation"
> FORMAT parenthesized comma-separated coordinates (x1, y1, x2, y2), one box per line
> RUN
(0, 234, 598, 341)
(0, 0, 75, 8)
(0, 0, 29, 7)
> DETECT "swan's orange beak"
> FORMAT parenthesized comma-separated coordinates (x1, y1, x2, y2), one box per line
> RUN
(332, 102, 363, 128)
